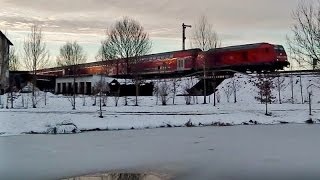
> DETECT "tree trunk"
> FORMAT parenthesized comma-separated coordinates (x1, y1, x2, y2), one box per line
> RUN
(173, 79, 176, 105)
(32, 68, 36, 108)
(291, 75, 294, 104)
(10, 88, 14, 108)
(72, 66, 76, 110)
(265, 94, 268, 115)
(93, 96, 97, 106)
(99, 91, 103, 118)
(124, 58, 128, 106)
(135, 77, 139, 106)
(124, 78, 128, 106)
(203, 69, 207, 104)
(278, 86, 281, 104)
(277, 77, 282, 104)
(44, 92, 47, 106)
(213, 81, 216, 106)
(21, 93, 24, 108)
(233, 80, 237, 103)
(6, 93, 9, 109)
(213, 90, 216, 106)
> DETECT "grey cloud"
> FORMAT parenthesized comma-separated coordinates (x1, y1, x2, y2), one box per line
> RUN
(0, 0, 304, 46)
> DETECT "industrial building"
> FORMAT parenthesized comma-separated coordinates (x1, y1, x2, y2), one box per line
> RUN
(0, 31, 13, 95)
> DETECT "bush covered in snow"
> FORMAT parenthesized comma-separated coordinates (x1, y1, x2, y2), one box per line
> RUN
(46, 120, 79, 134)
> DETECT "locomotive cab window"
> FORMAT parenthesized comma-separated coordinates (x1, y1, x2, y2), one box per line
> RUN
(275, 45, 285, 52)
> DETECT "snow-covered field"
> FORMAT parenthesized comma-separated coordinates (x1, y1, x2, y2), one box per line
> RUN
(1, 74, 320, 136)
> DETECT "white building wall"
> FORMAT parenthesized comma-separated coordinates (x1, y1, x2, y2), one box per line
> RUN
(55, 75, 114, 95)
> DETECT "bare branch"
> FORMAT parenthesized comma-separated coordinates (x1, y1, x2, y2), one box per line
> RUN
(9, 47, 19, 71)
(57, 41, 86, 110)
(56, 41, 86, 67)
(287, 1, 320, 69)
(103, 16, 152, 106)
(23, 24, 50, 108)
(191, 15, 221, 51)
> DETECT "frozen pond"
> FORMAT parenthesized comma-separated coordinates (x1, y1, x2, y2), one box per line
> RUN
(1, 125, 320, 180)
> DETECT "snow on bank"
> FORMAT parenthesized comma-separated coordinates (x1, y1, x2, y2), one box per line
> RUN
(1, 74, 320, 136)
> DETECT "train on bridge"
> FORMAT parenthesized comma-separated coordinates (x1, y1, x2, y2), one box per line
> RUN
(15, 42, 288, 96)
(38, 42, 289, 78)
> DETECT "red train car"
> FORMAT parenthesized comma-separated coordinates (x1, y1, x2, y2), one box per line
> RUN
(132, 49, 201, 76)
(196, 43, 288, 72)
(37, 42, 288, 78)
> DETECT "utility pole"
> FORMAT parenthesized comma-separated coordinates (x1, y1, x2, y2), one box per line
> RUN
(182, 23, 191, 50)
(299, 75, 303, 104)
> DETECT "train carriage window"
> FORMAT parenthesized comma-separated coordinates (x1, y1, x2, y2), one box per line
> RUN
(177, 59, 185, 70)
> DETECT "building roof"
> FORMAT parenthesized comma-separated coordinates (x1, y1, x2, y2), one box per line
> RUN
(0, 31, 13, 45)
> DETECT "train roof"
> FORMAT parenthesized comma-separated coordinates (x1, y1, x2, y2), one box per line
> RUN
(38, 48, 202, 72)
(209, 43, 272, 52)
(80, 49, 200, 67)
(141, 48, 201, 58)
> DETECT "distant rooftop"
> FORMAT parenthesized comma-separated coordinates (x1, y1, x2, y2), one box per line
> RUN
(0, 31, 13, 45)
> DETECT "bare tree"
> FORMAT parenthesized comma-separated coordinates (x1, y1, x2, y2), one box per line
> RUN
(290, 75, 294, 104)
(105, 17, 151, 106)
(93, 78, 110, 117)
(222, 84, 233, 103)
(274, 76, 287, 104)
(254, 75, 275, 115)
(113, 88, 120, 107)
(216, 91, 221, 103)
(298, 75, 304, 104)
(231, 78, 241, 103)
(183, 78, 193, 105)
(191, 15, 221, 104)
(171, 78, 181, 105)
(154, 82, 159, 105)
(96, 40, 115, 116)
(9, 47, 19, 71)
(158, 81, 170, 106)
(57, 41, 86, 110)
(7, 47, 19, 108)
(286, 0, 320, 69)
(23, 25, 50, 108)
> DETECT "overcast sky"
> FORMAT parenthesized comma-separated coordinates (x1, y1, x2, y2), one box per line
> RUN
(0, 0, 302, 64)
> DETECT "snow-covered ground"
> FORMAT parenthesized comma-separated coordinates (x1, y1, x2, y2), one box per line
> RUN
(1, 125, 320, 180)
(1, 74, 320, 136)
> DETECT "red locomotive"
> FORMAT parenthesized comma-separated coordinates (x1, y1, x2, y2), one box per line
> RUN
(38, 42, 289, 77)
(196, 42, 288, 72)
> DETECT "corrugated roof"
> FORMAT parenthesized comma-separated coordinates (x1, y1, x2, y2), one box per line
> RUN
(0, 31, 13, 45)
